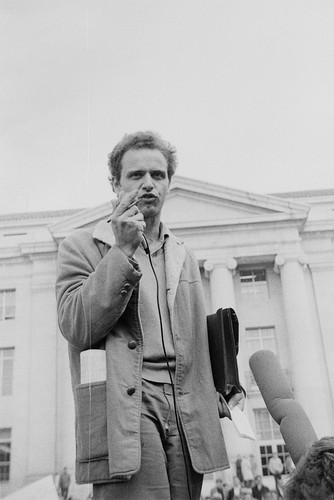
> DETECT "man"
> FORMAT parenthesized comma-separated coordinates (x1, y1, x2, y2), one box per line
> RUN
(249, 454, 258, 478)
(268, 452, 283, 497)
(56, 131, 244, 500)
(240, 455, 254, 488)
(210, 478, 225, 499)
(251, 475, 269, 499)
(283, 453, 295, 475)
(58, 467, 71, 500)
(226, 476, 242, 499)
(235, 455, 243, 484)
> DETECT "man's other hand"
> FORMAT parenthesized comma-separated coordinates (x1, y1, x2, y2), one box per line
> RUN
(228, 391, 245, 411)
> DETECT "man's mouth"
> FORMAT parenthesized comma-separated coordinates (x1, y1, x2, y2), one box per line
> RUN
(139, 194, 157, 202)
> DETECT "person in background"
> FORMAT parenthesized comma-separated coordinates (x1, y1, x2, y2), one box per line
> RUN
(284, 436, 334, 500)
(251, 475, 269, 500)
(283, 453, 295, 475)
(227, 476, 242, 500)
(249, 454, 258, 479)
(210, 478, 225, 500)
(235, 455, 244, 484)
(241, 455, 254, 488)
(268, 452, 283, 497)
(58, 467, 71, 500)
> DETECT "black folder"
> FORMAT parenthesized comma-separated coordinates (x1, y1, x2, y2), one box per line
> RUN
(207, 308, 242, 402)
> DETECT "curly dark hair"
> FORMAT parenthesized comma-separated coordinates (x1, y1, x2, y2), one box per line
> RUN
(284, 436, 334, 500)
(108, 131, 177, 184)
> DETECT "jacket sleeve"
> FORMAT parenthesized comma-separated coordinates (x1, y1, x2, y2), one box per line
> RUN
(56, 230, 142, 350)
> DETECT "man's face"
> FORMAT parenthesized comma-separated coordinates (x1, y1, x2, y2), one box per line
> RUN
(233, 477, 240, 487)
(113, 148, 170, 220)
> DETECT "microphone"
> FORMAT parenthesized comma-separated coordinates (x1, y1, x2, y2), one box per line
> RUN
(249, 350, 317, 465)
(141, 234, 150, 255)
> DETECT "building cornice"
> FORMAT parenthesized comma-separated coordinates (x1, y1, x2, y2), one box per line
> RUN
(48, 203, 113, 241)
(168, 213, 307, 233)
(0, 208, 81, 224)
(302, 219, 334, 234)
(171, 175, 311, 215)
(0, 241, 58, 263)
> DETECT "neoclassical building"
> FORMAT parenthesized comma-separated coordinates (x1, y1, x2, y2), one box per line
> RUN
(1, 176, 334, 497)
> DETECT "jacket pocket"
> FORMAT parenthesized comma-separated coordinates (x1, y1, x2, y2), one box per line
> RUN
(75, 381, 108, 461)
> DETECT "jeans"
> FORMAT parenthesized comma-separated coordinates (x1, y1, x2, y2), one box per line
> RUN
(93, 379, 203, 500)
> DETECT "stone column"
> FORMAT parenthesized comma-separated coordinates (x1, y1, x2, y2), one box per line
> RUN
(26, 255, 58, 482)
(203, 258, 253, 455)
(274, 253, 333, 434)
(308, 259, 334, 424)
(204, 258, 237, 312)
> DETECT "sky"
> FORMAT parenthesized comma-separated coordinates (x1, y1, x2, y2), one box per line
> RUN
(1, 0, 334, 214)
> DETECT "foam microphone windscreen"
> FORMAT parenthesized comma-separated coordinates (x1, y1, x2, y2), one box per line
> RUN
(249, 350, 317, 465)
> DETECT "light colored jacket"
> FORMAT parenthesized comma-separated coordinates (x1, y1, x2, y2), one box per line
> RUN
(56, 220, 229, 484)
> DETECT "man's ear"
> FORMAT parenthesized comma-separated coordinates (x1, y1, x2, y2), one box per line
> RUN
(111, 177, 120, 195)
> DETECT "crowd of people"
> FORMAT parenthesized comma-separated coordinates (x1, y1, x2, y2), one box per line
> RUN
(202, 451, 296, 500)
(203, 475, 279, 500)
(203, 437, 334, 500)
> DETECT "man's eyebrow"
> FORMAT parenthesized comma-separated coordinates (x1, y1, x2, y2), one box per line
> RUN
(126, 169, 145, 176)
(127, 168, 166, 175)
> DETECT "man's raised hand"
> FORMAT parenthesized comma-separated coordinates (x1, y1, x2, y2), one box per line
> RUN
(110, 186, 146, 258)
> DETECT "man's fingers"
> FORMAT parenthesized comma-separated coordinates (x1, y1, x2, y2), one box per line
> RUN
(133, 212, 144, 221)
(228, 391, 245, 410)
(115, 192, 138, 215)
(114, 185, 143, 215)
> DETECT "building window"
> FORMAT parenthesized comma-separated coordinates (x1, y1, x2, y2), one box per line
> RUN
(259, 444, 273, 476)
(245, 327, 277, 392)
(0, 290, 16, 321)
(0, 348, 14, 396)
(245, 327, 276, 358)
(0, 428, 11, 481)
(255, 408, 286, 476)
(240, 269, 268, 299)
(254, 408, 281, 441)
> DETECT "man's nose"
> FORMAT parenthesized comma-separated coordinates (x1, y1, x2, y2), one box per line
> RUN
(142, 172, 154, 190)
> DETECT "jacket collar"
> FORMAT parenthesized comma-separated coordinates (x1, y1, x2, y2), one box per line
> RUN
(92, 220, 115, 247)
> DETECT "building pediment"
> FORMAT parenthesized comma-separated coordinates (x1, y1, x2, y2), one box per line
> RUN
(48, 176, 310, 240)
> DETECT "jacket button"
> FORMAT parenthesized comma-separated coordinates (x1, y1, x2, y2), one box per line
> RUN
(127, 386, 136, 396)
(120, 282, 131, 296)
(128, 340, 137, 350)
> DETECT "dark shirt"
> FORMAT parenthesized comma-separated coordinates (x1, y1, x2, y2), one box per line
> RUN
(252, 484, 270, 499)
(210, 485, 225, 500)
